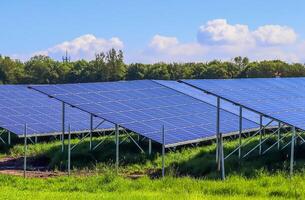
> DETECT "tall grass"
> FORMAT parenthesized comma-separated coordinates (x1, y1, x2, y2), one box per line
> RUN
(2, 132, 305, 178)
(1, 132, 305, 199)
(0, 172, 304, 199)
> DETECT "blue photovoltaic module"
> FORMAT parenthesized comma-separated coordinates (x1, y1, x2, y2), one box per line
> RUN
(182, 78, 305, 130)
(0, 85, 113, 136)
(154, 80, 272, 125)
(30, 80, 258, 147)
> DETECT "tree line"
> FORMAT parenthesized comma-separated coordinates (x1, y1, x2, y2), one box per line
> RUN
(1, 49, 305, 84)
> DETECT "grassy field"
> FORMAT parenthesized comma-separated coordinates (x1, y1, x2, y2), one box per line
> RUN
(0, 172, 304, 199)
(1, 131, 305, 199)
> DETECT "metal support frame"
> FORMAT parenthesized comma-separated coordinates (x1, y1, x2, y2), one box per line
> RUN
(68, 124, 71, 176)
(215, 96, 225, 179)
(224, 119, 274, 160)
(290, 126, 295, 176)
(121, 129, 144, 153)
(70, 117, 109, 151)
(61, 102, 65, 152)
(115, 124, 119, 173)
(90, 114, 93, 150)
(162, 125, 165, 178)
(181, 81, 302, 177)
(92, 130, 115, 151)
(0, 130, 11, 145)
(148, 139, 152, 155)
(259, 115, 263, 155)
(242, 124, 284, 158)
(238, 106, 242, 158)
(27, 137, 35, 145)
(8, 131, 11, 145)
(262, 129, 289, 154)
(71, 132, 90, 151)
(23, 124, 27, 178)
(222, 115, 299, 175)
(297, 132, 305, 144)
(217, 133, 221, 171)
(278, 122, 281, 150)
(220, 133, 225, 180)
(0, 130, 7, 144)
(35, 135, 38, 143)
(216, 97, 220, 163)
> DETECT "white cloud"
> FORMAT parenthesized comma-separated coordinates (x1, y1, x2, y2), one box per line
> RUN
(9, 20, 305, 63)
(149, 35, 179, 50)
(253, 25, 297, 45)
(136, 26, 303, 63)
(197, 19, 297, 47)
(137, 34, 206, 62)
(197, 19, 254, 46)
(35, 34, 123, 60)
(182, 19, 302, 63)
(149, 35, 205, 57)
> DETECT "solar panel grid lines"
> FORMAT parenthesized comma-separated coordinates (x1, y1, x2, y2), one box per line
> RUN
(153, 80, 265, 126)
(54, 89, 182, 105)
(180, 80, 278, 116)
(0, 85, 114, 136)
(30, 80, 259, 147)
(181, 78, 305, 131)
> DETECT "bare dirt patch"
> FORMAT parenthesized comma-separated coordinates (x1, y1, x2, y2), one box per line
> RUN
(0, 157, 63, 178)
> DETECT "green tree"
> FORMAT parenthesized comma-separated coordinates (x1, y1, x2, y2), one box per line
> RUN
(126, 63, 147, 80)
(0, 56, 24, 84)
(66, 60, 89, 83)
(145, 63, 170, 80)
(24, 55, 61, 84)
(190, 63, 207, 79)
(106, 49, 126, 81)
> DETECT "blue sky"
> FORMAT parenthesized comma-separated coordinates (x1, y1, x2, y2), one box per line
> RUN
(1, 0, 305, 63)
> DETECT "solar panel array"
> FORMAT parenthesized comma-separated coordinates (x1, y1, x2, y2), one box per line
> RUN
(0, 85, 113, 136)
(30, 80, 258, 147)
(182, 78, 305, 130)
(155, 80, 272, 125)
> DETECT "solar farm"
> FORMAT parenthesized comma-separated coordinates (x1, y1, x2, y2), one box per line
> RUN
(1, 78, 305, 198)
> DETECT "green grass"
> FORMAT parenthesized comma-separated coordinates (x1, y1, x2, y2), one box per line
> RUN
(2, 132, 305, 178)
(1, 132, 305, 199)
(0, 172, 304, 199)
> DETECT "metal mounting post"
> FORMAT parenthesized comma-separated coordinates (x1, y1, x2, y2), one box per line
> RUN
(217, 133, 221, 171)
(278, 122, 281, 150)
(259, 115, 263, 155)
(68, 124, 71, 176)
(61, 102, 65, 152)
(216, 97, 220, 163)
(220, 132, 225, 180)
(8, 131, 11, 145)
(290, 126, 295, 176)
(239, 106, 242, 158)
(115, 124, 119, 173)
(148, 139, 152, 155)
(162, 125, 165, 178)
(23, 124, 27, 178)
(90, 114, 93, 150)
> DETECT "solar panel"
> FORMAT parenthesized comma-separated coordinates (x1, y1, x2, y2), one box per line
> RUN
(154, 80, 273, 125)
(182, 78, 305, 130)
(30, 80, 258, 147)
(0, 85, 114, 137)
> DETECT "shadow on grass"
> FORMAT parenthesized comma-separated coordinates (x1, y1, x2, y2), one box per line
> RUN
(169, 135, 305, 179)
(7, 132, 305, 180)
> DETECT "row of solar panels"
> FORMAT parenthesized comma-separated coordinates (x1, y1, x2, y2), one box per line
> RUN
(25, 80, 269, 147)
(3, 79, 287, 147)
(182, 78, 305, 130)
